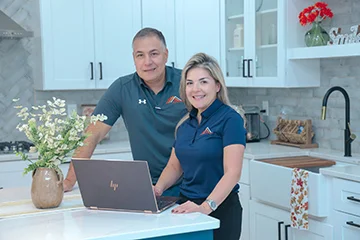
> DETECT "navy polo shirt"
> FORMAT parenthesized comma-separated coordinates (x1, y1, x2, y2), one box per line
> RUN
(93, 66, 187, 184)
(174, 99, 246, 199)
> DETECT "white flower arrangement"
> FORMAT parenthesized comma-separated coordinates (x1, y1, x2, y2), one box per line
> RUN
(13, 97, 107, 175)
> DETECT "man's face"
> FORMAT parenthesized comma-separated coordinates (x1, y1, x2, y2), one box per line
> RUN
(133, 36, 168, 83)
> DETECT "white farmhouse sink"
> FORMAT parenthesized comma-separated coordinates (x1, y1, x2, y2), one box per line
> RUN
(250, 159, 331, 218)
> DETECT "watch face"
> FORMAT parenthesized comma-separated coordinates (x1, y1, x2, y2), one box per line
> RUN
(207, 200, 217, 210)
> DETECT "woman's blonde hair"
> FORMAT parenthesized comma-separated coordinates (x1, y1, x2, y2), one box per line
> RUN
(175, 53, 245, 134)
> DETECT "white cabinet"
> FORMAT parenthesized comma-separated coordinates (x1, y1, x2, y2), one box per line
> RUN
(141, 0, 176, 67)
(141, 0, 221, 69)
(220, 0, 320, 87)
(239, 157, 251, 239)
(91, 152, 133, 161)
(330, 178, 360, 240)
(35, 0, 141, 90)
(250, 201, 334, 240)
(0, 161, 32, 188)
(239, 183, 250, 240)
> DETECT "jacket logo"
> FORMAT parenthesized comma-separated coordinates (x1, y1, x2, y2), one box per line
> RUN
(200, 127, 213, 135)
(166, 96, 182, 104)
(110, 180, 118, 191)
(138, 99, 147, 104)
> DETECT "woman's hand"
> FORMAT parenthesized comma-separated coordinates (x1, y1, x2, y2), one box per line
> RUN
(171, 200, 213, 215)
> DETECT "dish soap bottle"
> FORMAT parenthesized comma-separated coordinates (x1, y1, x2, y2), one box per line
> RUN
(233, 24, 244, 48)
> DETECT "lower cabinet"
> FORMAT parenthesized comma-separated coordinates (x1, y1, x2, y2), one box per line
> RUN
(239, 184, 250, 240)
(0, 151, 133, 189)
(332, 210, 360, 240)
(0, 161, 32, 188)
(250, 200, 334, 240)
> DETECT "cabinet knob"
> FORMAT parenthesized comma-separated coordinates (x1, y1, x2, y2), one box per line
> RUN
(347, 196, 360, 203)
(346, 221, 360, 228)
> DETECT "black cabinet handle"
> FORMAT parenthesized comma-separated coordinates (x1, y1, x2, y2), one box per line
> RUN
(242, 59, 247, 78)
(90, 62, 94, 80)
(99, 62, 103, 80)
(347, 221, 360, 228)
(285, 224, 291, 240)
(347, 196, 360, 203)
(248, 59, 253, 78)
(171, 62, 175, 68)
(278, 221, 284, 240)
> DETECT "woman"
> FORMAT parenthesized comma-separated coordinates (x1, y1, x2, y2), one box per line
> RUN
(154, 53, 246, 240)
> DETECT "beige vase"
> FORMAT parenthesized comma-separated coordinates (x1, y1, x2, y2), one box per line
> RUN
(31, 167, 64, 209)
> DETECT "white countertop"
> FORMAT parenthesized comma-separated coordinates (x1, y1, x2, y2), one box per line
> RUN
(0, 188, 219, 240)
(320, 165, 360, 182)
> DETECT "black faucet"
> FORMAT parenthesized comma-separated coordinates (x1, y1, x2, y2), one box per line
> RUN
(321, 86, 356, 157)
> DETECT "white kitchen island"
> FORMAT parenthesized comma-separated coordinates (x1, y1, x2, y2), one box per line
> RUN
(0, 188, 219, 240)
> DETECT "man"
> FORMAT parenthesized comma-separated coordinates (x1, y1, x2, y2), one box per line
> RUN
(63, 28, 187, 196)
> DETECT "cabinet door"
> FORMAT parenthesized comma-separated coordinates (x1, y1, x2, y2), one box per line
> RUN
(251, 201, 334, 240)
(93, 0, 141, 89)
(175, 0, 221, 69)
(221, 0, 247, 80)
(141, 0, 176, 67)
(250, 200, 288, 240)
(250, 0, 279, 79)
(39, 0, 96, 90)
(239, 184, 250, 240)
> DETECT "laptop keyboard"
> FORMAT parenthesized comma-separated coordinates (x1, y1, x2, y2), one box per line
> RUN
(156, 196, 176, 210)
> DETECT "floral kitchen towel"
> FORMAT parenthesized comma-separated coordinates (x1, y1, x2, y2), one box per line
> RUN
(290, 168, 309, 230)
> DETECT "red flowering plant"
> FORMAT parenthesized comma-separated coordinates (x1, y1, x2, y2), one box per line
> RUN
(298, 2, 333, 26)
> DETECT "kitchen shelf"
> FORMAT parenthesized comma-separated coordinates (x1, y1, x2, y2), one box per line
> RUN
(228, 8, 277, 20)
(257, 8, 277, 15)
(287, 43, 360, 60)
(228, 44, 277, 52)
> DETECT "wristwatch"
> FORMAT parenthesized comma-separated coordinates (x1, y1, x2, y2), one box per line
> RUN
(205, 199, 217, 211)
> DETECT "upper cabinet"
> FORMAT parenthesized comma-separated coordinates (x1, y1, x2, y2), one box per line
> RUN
(220, 0, 320, 88)
(35, 0, 141, 90)
(141, 0, 221, 70)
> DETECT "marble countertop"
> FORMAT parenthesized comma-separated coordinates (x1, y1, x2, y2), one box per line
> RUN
(0, 187, 219, 240)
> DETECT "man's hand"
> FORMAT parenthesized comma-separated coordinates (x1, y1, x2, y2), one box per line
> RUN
(63, 178, 75, 192)
(153, 185, 163, 196)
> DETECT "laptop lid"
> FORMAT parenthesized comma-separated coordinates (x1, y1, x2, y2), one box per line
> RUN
(72, 159, 176, 213)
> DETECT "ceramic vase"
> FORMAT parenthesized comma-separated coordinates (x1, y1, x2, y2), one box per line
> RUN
(31, 167, 64, 209)
(304, 21, 330, 47)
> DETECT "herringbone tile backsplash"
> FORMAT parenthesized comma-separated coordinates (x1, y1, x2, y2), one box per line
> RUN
(1, 0, 360, 153)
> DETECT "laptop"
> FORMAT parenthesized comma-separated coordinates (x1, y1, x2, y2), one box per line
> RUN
(72, 158, 179, 214)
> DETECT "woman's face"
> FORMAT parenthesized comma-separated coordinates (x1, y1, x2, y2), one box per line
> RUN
(185, 67, 220, 114)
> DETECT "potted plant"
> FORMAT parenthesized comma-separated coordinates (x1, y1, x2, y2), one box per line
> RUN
(13, 97, 107, 209)
(298, 2, 334, 47)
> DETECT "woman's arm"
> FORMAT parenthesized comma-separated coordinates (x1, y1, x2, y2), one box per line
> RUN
(154, 148, 183, 195)
(201, 144, 244, 209)
(172, 144, 244, 214)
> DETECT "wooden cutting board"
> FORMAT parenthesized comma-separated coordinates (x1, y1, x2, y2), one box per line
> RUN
(261, 156, 336, 168)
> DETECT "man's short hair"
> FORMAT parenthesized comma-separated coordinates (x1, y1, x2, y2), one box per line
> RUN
(132, 27, 167, 48)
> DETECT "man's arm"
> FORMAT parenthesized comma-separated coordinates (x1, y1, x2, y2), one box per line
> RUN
(63, 121, 111, 192)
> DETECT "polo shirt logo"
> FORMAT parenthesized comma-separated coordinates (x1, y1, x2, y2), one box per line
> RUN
(166, 96, 182, 104)
(138, 99, 147, 104)
(200, 127, 213, 135)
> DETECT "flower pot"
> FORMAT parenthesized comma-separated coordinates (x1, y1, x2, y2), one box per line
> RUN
(31, 167, 64, 209)
(304, 22, 330, 47)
